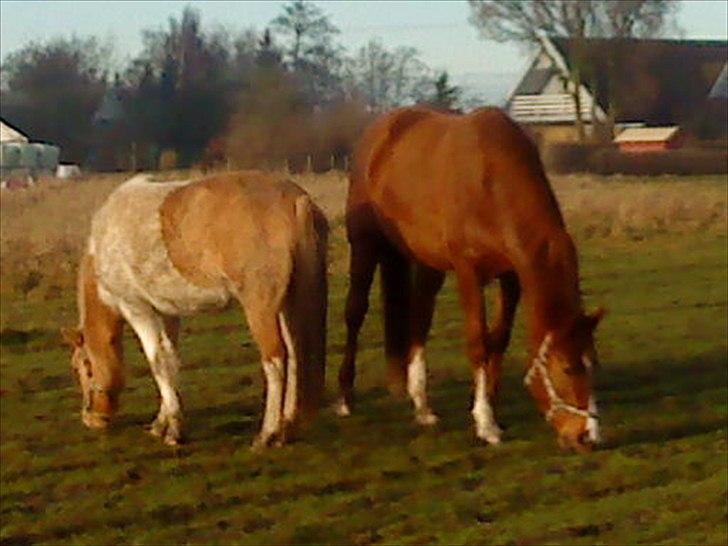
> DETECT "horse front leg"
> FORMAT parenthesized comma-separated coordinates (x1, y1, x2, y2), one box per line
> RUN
(407, 265, 445, 425)
(454, 266, 502, 445)
(124, 307, 184, 446)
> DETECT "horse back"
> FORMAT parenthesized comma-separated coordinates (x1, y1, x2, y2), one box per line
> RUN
(90, 172, 302, 316)
(159, 171, 302, 291)
(349, 107, 565, 272)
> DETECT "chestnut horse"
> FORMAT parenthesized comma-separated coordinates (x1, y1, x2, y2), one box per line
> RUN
(62, 171, 328, 448)
(338, 106, 604, 452)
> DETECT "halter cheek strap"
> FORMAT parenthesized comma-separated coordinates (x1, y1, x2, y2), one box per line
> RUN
(523, 334, 598, 422)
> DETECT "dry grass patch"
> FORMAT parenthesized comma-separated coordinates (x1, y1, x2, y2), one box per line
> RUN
(552, 174, 727, 239)
(1, 170, 724, 305)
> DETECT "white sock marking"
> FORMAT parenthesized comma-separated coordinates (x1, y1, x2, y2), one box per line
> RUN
(261, 357, 284, 438)
(472, 368, 502, 444)
(408, 347, 438, 424)
(279, 313, 298, 422)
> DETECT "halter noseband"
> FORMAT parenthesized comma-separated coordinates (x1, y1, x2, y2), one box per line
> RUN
(524, 334, 598, 423)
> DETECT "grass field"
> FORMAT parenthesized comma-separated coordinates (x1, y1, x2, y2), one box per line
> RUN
(1, 172, 726, 545)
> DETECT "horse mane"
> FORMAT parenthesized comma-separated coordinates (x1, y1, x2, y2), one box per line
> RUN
(77, 253, 125, 391)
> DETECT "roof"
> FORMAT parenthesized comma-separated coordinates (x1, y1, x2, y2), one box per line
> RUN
(614, 126, 679, 143)
(709, 63, 728, 99)
(0, 119, 29, 143)
(512, 67, 559, 95)
(549, 37, 727, 124)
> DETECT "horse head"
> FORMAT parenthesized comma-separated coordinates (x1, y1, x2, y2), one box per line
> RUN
(525, 308, 605, 453)
(61, 327, 120, 429)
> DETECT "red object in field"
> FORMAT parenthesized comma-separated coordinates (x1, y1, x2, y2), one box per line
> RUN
(614, 126, 682, 153)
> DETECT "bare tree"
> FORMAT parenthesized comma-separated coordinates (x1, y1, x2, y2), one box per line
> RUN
(271, 0, 339, 69)
(468, 0, 677, 140)
(344, 40, 431, 112)
(270, 1, 344, 105)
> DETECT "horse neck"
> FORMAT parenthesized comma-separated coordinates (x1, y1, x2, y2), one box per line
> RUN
(78, 254, 125, 390)
(517, 229, 583, 349)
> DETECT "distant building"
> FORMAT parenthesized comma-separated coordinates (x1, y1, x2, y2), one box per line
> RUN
(506, 36, 728, 143)
(0, 119, 29, 144)
(0, 118, 60, 183)
(614, 126, 682, 153)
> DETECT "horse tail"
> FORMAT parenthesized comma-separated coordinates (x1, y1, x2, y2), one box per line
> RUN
(380, 244, 411, 394)
(281, 194, 328, 420)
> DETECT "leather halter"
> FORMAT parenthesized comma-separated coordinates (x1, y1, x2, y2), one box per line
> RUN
(524, 334, 598, 422)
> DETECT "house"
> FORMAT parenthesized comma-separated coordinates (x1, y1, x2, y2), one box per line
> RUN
(506, 36, 728, 143)
(614, 126, 681, 153)
(0, 118, 60, 183)
(0, 119, 29, 144)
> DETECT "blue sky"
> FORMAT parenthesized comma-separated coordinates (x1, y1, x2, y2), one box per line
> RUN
(1, 0, 726, 103)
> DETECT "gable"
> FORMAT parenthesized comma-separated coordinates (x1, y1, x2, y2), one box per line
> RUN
(0, 119, 29, 143)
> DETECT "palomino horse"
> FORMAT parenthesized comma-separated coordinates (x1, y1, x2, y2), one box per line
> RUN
(62, 171, 328, 448)
(338, 106, 604, 452)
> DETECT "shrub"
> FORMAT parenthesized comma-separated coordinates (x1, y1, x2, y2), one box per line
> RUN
(543, 144, 728, 175)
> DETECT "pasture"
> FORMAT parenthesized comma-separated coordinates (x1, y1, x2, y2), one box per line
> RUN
(1, 172, 726, 545)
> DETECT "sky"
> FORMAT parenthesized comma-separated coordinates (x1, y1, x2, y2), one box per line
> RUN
(1, 0, 727, 103)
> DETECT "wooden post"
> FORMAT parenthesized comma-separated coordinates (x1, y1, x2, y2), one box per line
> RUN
(307, 154, 312, 172)
(131, 141, 137, 172)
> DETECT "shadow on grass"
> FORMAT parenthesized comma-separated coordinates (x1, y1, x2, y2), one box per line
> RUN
(370, 347, 728, 450)
(0, 328, 56, 353)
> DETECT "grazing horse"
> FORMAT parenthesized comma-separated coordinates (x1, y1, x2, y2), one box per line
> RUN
(62, 171, 328, 448)
(337, 106, 604, 452)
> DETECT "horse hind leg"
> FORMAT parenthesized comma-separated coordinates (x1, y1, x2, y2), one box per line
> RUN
(486, 272, 521, 416)
(380, 244, 411, 394)
(279, 311, 298, 437)
(337, 237, 378, 416)
(407, 265, 444, 425)
(240, 294, 288, 449)
(124, 306, 184, 446)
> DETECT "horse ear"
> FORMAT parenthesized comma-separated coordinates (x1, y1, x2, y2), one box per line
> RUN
(61, 327, 83, 348)
(586, 307, 606, 331)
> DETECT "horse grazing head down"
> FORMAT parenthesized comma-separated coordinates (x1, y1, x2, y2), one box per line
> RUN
(62, 326, 123, 429)
(525, 309, 605, 452)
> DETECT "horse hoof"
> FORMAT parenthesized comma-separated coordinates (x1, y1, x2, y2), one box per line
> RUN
(251, 434, 274, 452)
(334, 399, 352, 417)
(163, 435, 181, 446)
(415, 411, 439, 426)
(146, 420, 166, 438)
(476, 425, 503, 445)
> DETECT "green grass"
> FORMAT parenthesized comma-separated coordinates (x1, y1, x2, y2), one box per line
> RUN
(1, 228, 726, 545)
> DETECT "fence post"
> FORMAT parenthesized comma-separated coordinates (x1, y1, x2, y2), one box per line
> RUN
(130, 141, 137, 172)
(306, 154, 312, 173)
